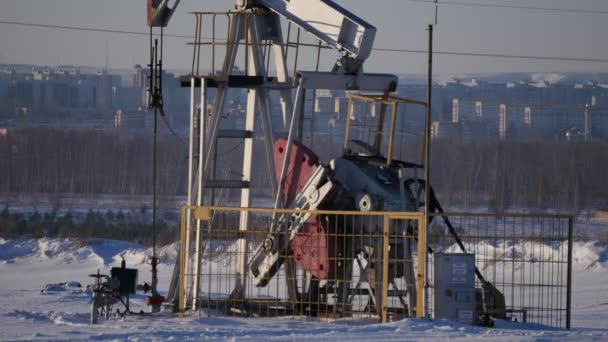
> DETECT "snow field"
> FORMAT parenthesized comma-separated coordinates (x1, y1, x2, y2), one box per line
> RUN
(0, 237, 606, 341)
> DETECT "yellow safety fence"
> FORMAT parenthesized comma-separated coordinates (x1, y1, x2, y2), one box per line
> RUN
(178, 206, 427, 323)
(177, 206, 573, 329)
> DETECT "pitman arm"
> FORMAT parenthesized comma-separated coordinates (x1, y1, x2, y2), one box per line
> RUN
(249, 165, 334, 287)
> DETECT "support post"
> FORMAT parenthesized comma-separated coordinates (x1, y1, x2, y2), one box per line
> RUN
(186, 76, 195, 235)
(233, 80, 256, 300)
(273, 83, 305, 213)
(310, 89, 316, 148)
(270, 14, 294, 130)
(183, 77, 196, 310)
(381, 215, 390, 323)
(178, 207, 187, 318)
(386, 103, 398, 166)
(416, 215, 427, 318)
(267, 83, 305, 302)
(566, 216, 573, 329)
(192, 78, 207, 310)
(584, 104, 590, 141)
(422, 23, 434, 319)
(374, 96, 389, 155)
(248, 15, 279, 196)
(297, 89, 306, 141)
(203, 14, 243, 175)
(343, 96, 353, 154)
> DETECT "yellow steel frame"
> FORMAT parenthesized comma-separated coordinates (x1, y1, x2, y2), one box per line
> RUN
(343, 93, 427, 166)
(178, 205, 427, 322)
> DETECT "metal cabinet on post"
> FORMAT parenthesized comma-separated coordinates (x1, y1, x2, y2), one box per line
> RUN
(433, 253, 476, 324)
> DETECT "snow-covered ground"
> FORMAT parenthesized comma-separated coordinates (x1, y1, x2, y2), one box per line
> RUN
(0, 237, 607, 341)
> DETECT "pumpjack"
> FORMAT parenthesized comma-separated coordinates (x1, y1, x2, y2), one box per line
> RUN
(146, 0, 505, 323)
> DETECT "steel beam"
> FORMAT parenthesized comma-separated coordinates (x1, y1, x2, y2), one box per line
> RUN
(192, 77, 207, 310)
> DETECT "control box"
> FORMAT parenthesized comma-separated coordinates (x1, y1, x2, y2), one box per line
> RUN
(433, 253, 476, 324)
(110, 267, 138, 296)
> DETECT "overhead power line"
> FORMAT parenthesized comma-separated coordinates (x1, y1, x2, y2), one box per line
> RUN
(373, 47, 608, 63)
(406, 0, 608, 15)
(160, 114, 188, 147)
(2, 19, 608, 64)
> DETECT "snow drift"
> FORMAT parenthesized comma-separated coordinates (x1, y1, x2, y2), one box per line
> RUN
(0, 238, 178, 266)
(1, 238, 606, 271)
(442, 240, 608, 271)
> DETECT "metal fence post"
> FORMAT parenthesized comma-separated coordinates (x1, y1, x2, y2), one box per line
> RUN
(343, 96, 353, 154)
(179, 206, 188, 318)
(416, 215, 427, 318)
(566, 216, 573, 329)
(381, 215, 390, 323)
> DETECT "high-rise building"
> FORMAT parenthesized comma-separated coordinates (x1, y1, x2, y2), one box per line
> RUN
(96, 71, 113, 110)
(133, 65, 147, 90)
(499, 104, 507, 140)
(452, 98, 459, 123)
(524, 106, 531, 126)
(475, 101, 482, 118)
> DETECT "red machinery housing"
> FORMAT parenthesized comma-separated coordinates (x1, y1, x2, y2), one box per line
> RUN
(273, 138, 334, 280)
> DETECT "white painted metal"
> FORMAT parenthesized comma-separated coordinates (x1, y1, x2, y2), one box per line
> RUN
(255, 0, 376, 62)
(233, 18, 269, 297)
(192, 77, 207, 310)
(249, 16, 279, 197)
(234, 81, 256, 299)
(232, 15, 289, 298)
(251, 14, 300, 299)
(203, 15, 244, 176)
(269, 15, 294, 129)
(183, 77, 195, 307)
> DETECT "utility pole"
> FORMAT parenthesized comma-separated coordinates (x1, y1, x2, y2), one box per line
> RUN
(584, 103, 590, 141)
(151, 38, 161, 314)
(423, 23, 434, 320)
(6, 132, 11, 193)
(147, 31, 164, 314)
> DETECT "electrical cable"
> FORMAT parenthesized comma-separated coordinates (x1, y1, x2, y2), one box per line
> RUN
(372, 47, 608, 64)
(405, 0, 608, 16)
(221, 140, 244, 155)
(0, 20, 193, 39)
(158, 112, 188, 147)
(2, 19, 608, 64)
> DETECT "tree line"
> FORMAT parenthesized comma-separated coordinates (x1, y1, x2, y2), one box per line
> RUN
(0, 206, 178, 246)
(0, 128, 606, 214)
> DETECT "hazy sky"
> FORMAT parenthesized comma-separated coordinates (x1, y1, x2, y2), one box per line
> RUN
(1, 0, 608, 75)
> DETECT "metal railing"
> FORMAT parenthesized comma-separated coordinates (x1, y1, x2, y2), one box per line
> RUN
(188, 11, 329, 79)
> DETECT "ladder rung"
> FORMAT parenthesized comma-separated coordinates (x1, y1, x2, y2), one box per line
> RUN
(206, 180, 250, 189)
(218, 129, 253, 139)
